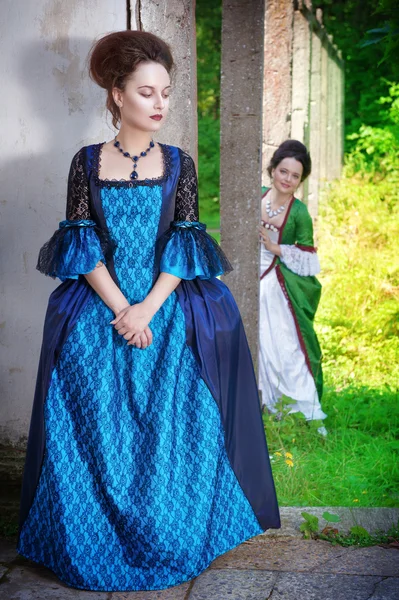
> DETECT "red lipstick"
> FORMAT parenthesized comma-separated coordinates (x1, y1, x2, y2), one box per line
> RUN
(150, 115, 163, 121)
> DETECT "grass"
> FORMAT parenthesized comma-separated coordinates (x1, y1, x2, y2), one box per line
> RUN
(201, 167, 399, 508)
(263, 170, 399, 507)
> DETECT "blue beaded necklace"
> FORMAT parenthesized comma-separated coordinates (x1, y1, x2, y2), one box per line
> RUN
(114, 137, 155, 180)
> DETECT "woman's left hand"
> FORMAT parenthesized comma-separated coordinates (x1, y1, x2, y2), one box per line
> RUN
(110, 303, 152, 346)
(258, 225, 280, 255)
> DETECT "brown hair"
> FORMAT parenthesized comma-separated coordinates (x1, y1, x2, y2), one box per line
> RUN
(89, 30, 174, 128)
(267, 140, 312, 182)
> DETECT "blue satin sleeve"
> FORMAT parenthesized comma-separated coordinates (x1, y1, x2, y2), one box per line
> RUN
(36, 219, 114, 282)
(159, 221, 233, 280)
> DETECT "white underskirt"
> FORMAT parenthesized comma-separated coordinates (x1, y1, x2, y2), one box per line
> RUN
(259, 244, 327, 421)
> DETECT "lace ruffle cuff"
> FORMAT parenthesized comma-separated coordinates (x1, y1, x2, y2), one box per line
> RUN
(159, 221, 232, 280)
(36, 219, 114, 281)
(280, 244, 321, 276)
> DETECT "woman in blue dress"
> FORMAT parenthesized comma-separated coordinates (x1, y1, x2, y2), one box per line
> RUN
(17, 30, 280, 591)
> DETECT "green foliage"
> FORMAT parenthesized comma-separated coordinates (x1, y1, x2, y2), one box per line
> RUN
(196, 0, 221, 228)
(346, 81, 399, 175)
(313, 1, 399, 149)
(321, 520, 399, 547)
(300, 512, 399, 547)
(198, 116, 220, 229)
(196, 1, 221, 119)
(300, 512, 319, 539)
(262, 168, 399, 509)
(349, 525, 370, 539)
(363, 1, 399, 67)
(323, 511, 341, 523)
(317, 169, 399, 390)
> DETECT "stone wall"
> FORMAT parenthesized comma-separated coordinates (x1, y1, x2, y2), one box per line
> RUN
(261, 0, 344, 216)
(219, 0, 344, 360)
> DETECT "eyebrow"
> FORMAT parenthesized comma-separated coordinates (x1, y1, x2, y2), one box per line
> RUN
(137, 85, 172, 90)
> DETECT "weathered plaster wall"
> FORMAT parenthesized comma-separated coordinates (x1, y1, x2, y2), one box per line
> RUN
(0, 0, 198, 450)
(0, 1, 127, 447)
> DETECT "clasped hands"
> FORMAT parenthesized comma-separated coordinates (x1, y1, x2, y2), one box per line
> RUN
(110, 303, 153, 349)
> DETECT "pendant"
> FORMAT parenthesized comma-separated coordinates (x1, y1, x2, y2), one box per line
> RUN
(114, 137, 155, 181)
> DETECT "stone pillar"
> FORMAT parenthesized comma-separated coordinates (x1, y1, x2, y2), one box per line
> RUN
(0, 0, 126, 449)
(291, 2, 311, 200)
(333, 54, 344, 179)
(319, 37, 329, 183)
(134, 0, 198, 160)
(291, 3, 311, 145)
(262, 0, 294, 186)
(339, 53, 345, 174)
(220, 0, 265, 361)
(330, 54, 337, 179)
(307, 23, 322, 221)
(326, 36, 335, 181)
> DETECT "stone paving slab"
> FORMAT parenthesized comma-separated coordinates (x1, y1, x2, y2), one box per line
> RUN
(211, 537, 346, 572)
(317, 545, 399, 576)
(270, 572, 384, 600)
(189, 570, 277, 599)
(1, 537, 399, 599)
(0, 565, 108, 600)
(109, 582, 191, 600)
(264, 506, 399, 537)
(212, 537, 399, 577)
(369, 578, 399, 599)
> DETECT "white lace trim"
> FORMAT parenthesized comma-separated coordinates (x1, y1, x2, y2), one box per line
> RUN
(280, 245, 321, 276)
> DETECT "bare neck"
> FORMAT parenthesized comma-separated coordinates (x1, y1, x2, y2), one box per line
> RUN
(269, 185, 292, 207)
(116, 125, 153, 155)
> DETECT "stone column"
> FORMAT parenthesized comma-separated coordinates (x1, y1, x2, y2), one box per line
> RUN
(307, 24, 322, 221)
(262, 0, 294, 186)
(339, 53, 345, 175)
(134, 0, 198, 160)
(319, 37, 329, 183)
(333, 53, 344, 179)
(291, 1, 311, 200)
(326, 37, 335, 181)
(330, 53, 337, 179)
(220, 0, 265, 361)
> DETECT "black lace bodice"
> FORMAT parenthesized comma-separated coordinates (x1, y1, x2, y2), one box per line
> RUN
(65, 144, 200, 223)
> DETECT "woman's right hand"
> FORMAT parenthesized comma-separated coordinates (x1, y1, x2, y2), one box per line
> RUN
(111, 304, 154, 349)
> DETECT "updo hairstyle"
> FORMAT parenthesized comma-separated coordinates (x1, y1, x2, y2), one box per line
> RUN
(267, 140, 312, 182)
(89, 30, 174, 128)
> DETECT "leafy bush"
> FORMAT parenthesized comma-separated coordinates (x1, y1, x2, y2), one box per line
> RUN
(346, 81, 399, 176)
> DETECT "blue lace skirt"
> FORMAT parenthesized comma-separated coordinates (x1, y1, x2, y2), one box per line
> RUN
(17, 290, 262, 591)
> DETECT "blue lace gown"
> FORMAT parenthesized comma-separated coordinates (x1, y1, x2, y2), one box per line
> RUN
(17, 150, 265, 591)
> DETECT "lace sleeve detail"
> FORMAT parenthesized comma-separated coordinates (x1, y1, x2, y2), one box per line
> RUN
(66, 148, 91, 221)
(280, 245, 321, 276)
(174, 149, 199, 222)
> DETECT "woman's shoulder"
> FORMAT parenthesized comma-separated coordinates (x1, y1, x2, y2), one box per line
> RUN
(160, 143, 194, 161)
(293, 197, 310, 213)
(69, 142, 104, 163)
(292, 197, 313, 224)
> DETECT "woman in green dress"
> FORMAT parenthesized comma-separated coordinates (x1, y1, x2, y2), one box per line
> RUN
(258, 140, 328, 435)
